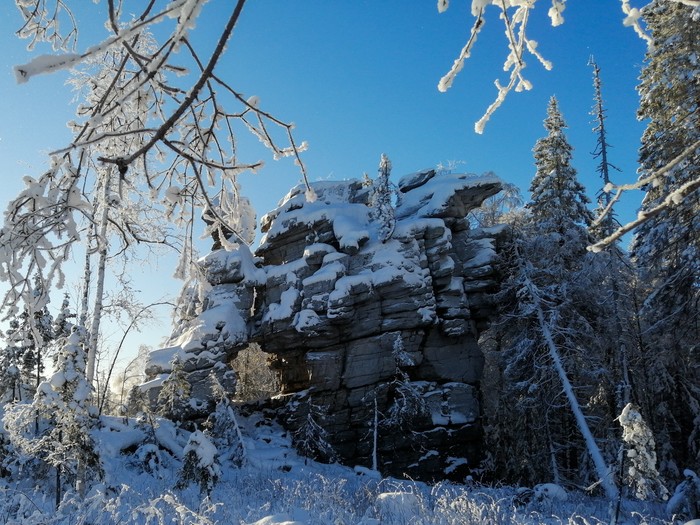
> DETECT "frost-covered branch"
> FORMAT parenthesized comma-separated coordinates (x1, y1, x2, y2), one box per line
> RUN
(15, 0, 78, 51)
(620, 0, 654, 46)
(589, 138, 700, 251)
(438, 0, 557, 133)
(4, 0, 313, 321)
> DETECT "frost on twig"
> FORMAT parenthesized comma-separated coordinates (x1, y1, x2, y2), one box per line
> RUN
(620, 0, 653, 47)
(3, 0, 312, 321)
(15, 0, 79, 51)
(438, 1, 560, 134)
(589, 138, 700, 252)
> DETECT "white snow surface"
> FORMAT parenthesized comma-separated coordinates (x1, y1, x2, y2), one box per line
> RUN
(260, 181, 371, 253)
(396, 172, 500, 220)
(0, 405, 671, 524)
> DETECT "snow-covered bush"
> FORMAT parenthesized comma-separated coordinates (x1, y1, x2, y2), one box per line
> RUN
(667, 469, 700, 521)
(618, 403, 669, 501)
(177, 430, 221, 496)
(204, 373, 245, 466)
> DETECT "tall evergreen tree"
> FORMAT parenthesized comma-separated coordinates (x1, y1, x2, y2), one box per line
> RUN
(528, 96, 594, 240)
(589, 57, 622, 241)
(631, 0, 700, 479)
(486, 231, 616, 491)
(372, 153, 396, 243)
(483, 98, 616, 492)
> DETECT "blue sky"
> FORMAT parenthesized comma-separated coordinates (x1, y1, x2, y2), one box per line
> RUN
(0, 1, 649, 362)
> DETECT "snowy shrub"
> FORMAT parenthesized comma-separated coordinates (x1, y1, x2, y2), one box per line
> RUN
(177, 430, 221, 495)
(204, 373, 245, 465)
(619, 403, 669, 500)
(132, 443, 166, 478)
(667, 469, 700, 521)
(157, 356, 191, 423)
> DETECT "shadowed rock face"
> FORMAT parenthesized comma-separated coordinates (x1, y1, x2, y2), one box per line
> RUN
(145, 169, 505, 480)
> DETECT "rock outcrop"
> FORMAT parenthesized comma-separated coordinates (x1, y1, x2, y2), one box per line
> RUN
(145, 168, 505, 481)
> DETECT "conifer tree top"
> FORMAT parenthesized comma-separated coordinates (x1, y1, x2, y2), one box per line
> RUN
(527, 96, 592, 234)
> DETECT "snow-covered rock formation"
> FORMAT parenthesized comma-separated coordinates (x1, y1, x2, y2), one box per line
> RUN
(145, 168, 504, 480)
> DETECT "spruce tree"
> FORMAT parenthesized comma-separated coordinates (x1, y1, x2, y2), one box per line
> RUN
(589, 57, 621, 241)
(528, 96, 593, 242)
(157, 356, 191, 423)
(484, 98, 614, 491)
(631, 0, 700, 479)
(372, 153, 396, 243)
(31, 326, 102, 500)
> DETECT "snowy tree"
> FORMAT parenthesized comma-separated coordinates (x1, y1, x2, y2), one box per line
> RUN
(0, 275, 56, 403)
(483, 99, 616, 496)
(0, 320, 27, 404)
(528, 96, 593, 237)
(1, 1, 311, 375)
(292, 399, 337, 464)
(157, 356, 191, 424)
(203, 373, 245, 466)
(5, 326, 102, 503)
(630, 0, 700, 479)
(371, 154, 396, 243)
(231, 343, 279, 402)
(588, 57, 622, 242)
(584, 60, 640, 439)
(618, 403, 669, 500)
(177, 430, 221, 496)
(381, 372, 427, 433)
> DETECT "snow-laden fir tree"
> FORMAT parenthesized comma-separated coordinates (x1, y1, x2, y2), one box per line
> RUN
(203, 373, 245, 466)
(483, 98, 616, 496)
(0, 275, 56, 403)
(6, 325, 102, 502)
(292, 399, 337, 464)
(157, 356, 191, 424)
(528, 96, 593, 237)
(0, 320, 27, 404)
(177, 429, 221, 496)
(372, 153, 396, 243)
(618, 403, 669, 501)
(630, 0, 700, 480)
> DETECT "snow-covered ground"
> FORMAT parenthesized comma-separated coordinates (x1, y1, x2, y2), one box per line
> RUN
(0, 409, 675, 524)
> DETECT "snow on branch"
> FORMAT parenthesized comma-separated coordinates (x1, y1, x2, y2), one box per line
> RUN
(619, 0, 653, 47)
(14, 0, 190, 83)
(589, 138, 700, 252)
(3, 0, 313, 321)
(438, 1, 557, 134)
(15, 0, 78, 51)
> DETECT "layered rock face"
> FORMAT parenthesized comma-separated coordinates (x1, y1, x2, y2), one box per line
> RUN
(145, 169, 504, 480)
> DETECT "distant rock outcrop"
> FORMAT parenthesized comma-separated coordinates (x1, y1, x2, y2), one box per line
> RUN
(144, 169, 505, 481)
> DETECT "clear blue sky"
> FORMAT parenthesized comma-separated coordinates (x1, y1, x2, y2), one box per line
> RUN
(0, 1, 648, 365)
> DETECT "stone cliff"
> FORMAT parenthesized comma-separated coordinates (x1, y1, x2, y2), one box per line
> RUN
(144, 168, 505, 481)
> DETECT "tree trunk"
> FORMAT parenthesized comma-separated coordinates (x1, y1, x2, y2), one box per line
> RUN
(86, 173, 111, 386)
(513, 240, 619, 500)
(528, 279, 619, 500)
